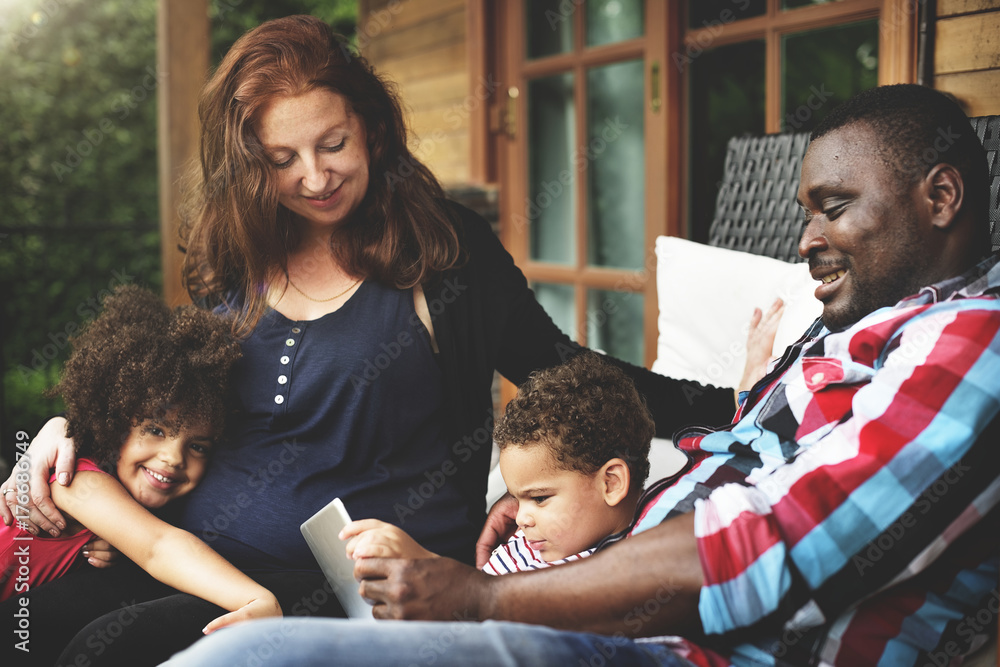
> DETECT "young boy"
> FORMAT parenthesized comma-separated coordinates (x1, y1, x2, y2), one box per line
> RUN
(343, 352, 654, 574)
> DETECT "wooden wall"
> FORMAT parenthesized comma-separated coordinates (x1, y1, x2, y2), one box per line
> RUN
(358, 0, 472, 186)
(934, 0, 1000, 115)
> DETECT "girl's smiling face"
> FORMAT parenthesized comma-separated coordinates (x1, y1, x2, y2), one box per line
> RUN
(116, 415, 215, 509)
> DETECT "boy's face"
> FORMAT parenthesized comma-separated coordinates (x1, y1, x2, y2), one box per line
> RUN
(499, 443, 623, 562)
(116, 415, 215, 509)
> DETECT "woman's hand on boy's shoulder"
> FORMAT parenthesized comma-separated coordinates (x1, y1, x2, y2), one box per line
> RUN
(1, 416, 75, 535)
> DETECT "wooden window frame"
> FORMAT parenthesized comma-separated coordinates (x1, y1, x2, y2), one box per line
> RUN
(496, 0, 675, 372)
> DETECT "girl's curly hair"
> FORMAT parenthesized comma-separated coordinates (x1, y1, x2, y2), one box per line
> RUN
(493, 351, 654, 489)
(48, 285, 242, 469)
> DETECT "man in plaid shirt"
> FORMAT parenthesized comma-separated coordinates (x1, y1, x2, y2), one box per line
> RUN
(168, 84, 999, 667)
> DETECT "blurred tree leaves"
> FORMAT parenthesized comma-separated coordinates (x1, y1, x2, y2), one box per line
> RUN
(0, 0, 356, 464)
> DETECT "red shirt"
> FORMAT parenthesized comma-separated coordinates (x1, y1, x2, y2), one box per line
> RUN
(0, 458, 106, 600)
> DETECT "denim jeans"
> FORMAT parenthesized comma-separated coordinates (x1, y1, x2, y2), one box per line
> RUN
(161, 618, 694, 667)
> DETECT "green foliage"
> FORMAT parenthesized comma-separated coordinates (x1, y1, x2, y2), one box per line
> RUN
(0, 0, 356, 463)
(211, 0, 357, 63)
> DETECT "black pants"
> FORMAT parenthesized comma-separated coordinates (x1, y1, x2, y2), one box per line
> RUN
(0, 561, 344, 667)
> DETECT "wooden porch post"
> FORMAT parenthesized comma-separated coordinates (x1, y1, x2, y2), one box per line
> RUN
(157, 0, 209, 306)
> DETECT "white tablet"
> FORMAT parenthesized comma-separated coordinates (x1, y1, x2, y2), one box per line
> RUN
(300, 497, 374, 620)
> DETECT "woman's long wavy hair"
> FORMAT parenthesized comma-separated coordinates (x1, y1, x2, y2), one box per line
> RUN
(180, 15, 462, 336)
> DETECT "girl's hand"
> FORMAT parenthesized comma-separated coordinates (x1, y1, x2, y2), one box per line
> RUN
(341, 519, 437, 560)
(202, 595, 282, 635)
(1, 417, 76, 535)
(737, 298, 785, 399)
(475, 493, 519, 568)
(81, 538, 120, 568)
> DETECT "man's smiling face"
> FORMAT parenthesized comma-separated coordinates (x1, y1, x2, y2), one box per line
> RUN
(797, 123, 934, 332)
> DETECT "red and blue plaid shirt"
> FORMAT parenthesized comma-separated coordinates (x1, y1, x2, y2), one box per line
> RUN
(631, 254, 1000, 666)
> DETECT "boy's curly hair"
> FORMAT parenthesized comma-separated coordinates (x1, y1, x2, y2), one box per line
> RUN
(48, 285, 242, 469)
(493, 352, 654, 489)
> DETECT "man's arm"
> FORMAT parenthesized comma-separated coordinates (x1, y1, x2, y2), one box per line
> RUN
(357, 512, 704, 638)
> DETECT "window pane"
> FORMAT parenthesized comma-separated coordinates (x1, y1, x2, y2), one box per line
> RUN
(587, 289, 643, 366)
(587, 59, 644, 270)
(782, 20, 879, 133)
(687, 0, 765, 28)
(587, 0, 644, 47)
(534, 282, 576, 339)
(688, 40, 765, 243)
(783, 0, 843, 8)
(528, 73, 576, 265)
(526, 0, 573, 59)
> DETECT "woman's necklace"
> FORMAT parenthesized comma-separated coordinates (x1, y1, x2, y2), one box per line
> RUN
(286, 275, 361, 303)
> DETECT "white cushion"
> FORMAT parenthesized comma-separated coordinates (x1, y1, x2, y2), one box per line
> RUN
(651, 236, 823, 389)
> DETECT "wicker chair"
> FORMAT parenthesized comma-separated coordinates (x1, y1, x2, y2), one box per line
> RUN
(703, 114, 1000, 664)
(707, 115, 1000, 258)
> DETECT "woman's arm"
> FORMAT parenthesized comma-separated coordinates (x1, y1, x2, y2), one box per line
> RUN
(2, 417, 75, 535)
(737, 298, 785, 402)
(51, 471, 281, 632)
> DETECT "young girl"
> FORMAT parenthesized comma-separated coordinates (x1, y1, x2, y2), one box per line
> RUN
(0, 285, 280, 633)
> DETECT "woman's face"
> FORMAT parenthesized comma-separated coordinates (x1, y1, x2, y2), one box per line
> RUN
(256, 88, 370, 234)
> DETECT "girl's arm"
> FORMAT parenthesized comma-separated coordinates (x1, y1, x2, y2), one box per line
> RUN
(51, 471, 281, 633)
(341, 519, 437, 560)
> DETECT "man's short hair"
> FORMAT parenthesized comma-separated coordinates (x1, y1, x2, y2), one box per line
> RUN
(493, 351, 653, 489)
(811, 84, 988, 221)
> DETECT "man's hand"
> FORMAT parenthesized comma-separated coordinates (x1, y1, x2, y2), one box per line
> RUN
(475, 493, 518, 568)
(354, 556, 491, 621)
(1, 417, 75, 535)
